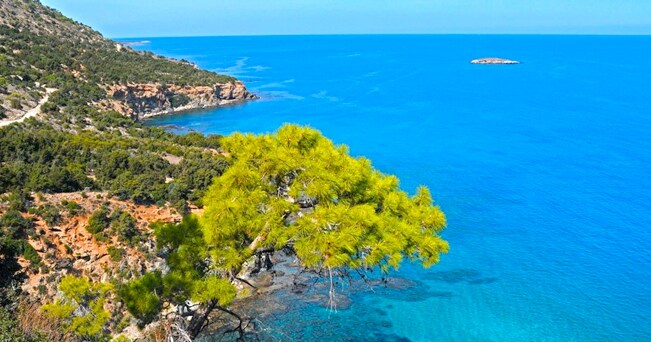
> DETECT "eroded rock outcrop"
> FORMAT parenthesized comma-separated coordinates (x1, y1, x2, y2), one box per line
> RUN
(11, 192, 183, 303)
(99, 81, 257, 119)
(1, 192, 187, 340)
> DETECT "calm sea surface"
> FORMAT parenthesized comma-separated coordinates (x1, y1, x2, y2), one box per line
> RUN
(130, 35, 651, 341)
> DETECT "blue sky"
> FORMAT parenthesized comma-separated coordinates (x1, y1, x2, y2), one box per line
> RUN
(42, 0, 651, 37)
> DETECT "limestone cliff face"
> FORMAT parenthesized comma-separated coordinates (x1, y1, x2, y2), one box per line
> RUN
(100, 81, 256, 119)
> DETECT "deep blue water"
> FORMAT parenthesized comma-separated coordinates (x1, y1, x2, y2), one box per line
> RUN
(130, 35, 651, 341)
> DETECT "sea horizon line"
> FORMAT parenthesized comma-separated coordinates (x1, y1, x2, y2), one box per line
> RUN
(113, 32, 651, 40)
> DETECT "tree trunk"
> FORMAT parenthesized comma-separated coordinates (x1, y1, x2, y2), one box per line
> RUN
(186, 300, 247, 340)
(187, 299, 217, 339)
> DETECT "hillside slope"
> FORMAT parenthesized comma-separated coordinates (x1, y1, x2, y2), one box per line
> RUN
(0, 0, 254, 121)
(0, 1, 253, 340)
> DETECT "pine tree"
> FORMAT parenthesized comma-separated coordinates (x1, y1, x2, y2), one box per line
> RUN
(121, 124, 448, 339)
(201, 124, 448, 276)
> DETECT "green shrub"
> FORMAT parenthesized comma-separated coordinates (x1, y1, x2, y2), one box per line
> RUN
(169, 93, 190, 108)
(21, 242, 42, 265)
(63, 200, 83, 216)
(0, 209, 34, 237)
(41, 276, 112, 339)
(118, 271, 163, 324)
(8, 93, 23, 109)
(111, 210, 139, 245)
(86, 206, 110, 236)
(6, 192, 32, 212)
(107, 246, 125, 262)
(35, 204, 61, 226)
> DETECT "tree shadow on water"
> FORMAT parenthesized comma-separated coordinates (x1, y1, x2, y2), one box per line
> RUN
(375, 278, 455, 302)
(372, 332, 413, 342)
(423, 269, 498, 285)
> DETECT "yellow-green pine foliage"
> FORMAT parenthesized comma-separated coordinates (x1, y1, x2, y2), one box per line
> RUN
(117, 271, 164, 323)
(201, 124, 448, 273)
(190, 276, 237, 305)
(121, 216, 237, 322)
(41, 275, 112, 339)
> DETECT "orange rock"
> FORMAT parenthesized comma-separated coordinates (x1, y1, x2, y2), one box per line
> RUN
(14, 192, 183, 302)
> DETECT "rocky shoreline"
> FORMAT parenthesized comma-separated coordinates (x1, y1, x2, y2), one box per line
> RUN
(139, 96, 253, 120)
(98, 81, 257, 120)
(199, 250, 422, 340)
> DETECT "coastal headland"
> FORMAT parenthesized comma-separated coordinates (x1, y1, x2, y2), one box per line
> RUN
(101, 82, 257, 119)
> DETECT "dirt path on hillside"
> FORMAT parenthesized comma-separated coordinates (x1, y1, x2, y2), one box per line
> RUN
(0, 88, 56, 127)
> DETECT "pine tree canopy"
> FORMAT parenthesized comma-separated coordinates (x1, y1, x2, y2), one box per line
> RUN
(200, 124, 448, 274)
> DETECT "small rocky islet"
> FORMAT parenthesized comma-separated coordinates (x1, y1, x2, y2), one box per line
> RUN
(471, 57, 520, 64)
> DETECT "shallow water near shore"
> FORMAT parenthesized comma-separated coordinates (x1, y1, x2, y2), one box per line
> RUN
(133, 35, 651, 341)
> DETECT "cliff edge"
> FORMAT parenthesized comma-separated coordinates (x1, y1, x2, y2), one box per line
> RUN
(100, 82, 256, 119)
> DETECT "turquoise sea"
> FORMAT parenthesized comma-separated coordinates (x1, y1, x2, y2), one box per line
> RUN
(130, 35, 651, 341)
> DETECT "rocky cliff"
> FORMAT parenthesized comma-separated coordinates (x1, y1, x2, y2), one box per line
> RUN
(100, 81, 256, 119)
(1, 191, 185, 340)
(15, 192, 180, 301)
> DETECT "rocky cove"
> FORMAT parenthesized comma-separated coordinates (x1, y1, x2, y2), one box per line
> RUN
(198, 250, 424, 341)
(99, 82, 257, 120)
